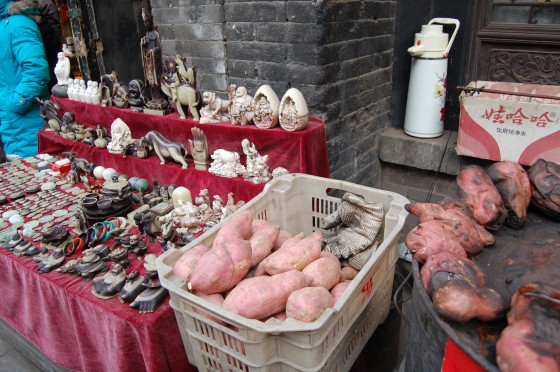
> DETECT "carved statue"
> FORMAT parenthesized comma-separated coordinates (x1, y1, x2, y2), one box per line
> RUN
(36, 98, 62, 132)
(140, 8, 168, 111)
(279, 87, 309, 131)
(128, 79, 146, 111)
(93, 124, 111, 149)
(54, 52, 71, 86)
(161, 56, 200, 120)
(100, 71, 128, 107)
(187, 127, 209, 170)
(107, 118, 134, 156)
(228, 84, 254, 126)
(208, 149, 245, 178)
(252, 85, 280, 129)
(140, 130, 189, 168)
(199, 91, 231, 123)
(60, 112, 78, 139)
(241, 139, 271, 184)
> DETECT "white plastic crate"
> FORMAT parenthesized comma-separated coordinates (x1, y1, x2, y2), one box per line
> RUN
(157, 174, 409, 371)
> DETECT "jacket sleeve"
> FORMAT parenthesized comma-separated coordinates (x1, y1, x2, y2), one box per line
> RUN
(8, 15, 50, 114)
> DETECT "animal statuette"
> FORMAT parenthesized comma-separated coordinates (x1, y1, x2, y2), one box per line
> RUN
(199, 91, 231, 123)
(208, 149, 245, 178)
(161, 56, 200, 120)
(36, 98, 62, 132)
(140, 130, 189, 169)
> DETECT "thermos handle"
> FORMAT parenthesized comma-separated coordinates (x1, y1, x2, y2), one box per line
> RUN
(428, 18, 460, 57)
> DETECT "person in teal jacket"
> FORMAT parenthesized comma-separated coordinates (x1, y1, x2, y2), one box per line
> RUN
(0, 0, 50, 157)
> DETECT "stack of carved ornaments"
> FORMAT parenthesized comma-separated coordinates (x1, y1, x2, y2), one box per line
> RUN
(405, 159, 560, 371)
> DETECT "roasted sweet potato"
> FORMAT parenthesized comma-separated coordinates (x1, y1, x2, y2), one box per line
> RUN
(405, 221, 467, 264)
(302, 257, 342, 290)
(286, 287, 334, 322)
(222, 270, 311, 319)
(173, 244, 210, 282)
(432, 280, 507, 322)
(457, 165, 507, 230)
(249, 220, 280, 267)
(260, 231, 322, 275)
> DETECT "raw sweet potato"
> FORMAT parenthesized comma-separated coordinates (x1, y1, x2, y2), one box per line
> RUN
(249, 220, 280, 267)
(193, 292, 225, 325)
(320, 251, 340, 263)
(331, 281, 351, 304)
(260, 231, 323, 275)
(302, 257, 342, 290)
(173, 244, 210, 282)
(272, 230, 293, 252)
(222, 270, 311, 319)
(254, 232, 306, 275)
(286, 287, 334, 322)
(341, 266, 359, 281)
(188, 238, 252, 294)
(212, 210, 253, 248)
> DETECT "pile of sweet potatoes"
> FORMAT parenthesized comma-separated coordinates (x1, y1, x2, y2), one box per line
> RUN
(173, 210, 361, 323)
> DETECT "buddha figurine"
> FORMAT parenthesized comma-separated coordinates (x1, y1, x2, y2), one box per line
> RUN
(128, 79, 145, 112)
(54, 52, 71, 86)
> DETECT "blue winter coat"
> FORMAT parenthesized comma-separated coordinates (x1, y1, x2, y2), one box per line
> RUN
(0, 0, 49, 157)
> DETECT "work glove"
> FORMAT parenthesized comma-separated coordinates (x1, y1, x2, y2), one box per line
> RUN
(343, 239, 380, 271)
(321, 192, 384, 259)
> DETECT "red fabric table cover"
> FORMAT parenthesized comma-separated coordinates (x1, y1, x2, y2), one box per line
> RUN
(47, 96, 330, 179)
(0, 234, 192, 372)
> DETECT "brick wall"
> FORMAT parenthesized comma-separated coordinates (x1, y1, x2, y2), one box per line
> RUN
(151, 0, 397, 187)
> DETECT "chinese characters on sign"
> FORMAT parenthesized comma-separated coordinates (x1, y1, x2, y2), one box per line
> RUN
(481, 105, 556, 127)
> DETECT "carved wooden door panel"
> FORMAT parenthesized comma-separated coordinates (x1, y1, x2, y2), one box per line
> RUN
(465, 0, 560, 86)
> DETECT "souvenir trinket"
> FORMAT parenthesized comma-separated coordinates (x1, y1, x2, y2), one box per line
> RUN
(119, 271, 149, 303)
(37, 249, 66, 273)
(139, 131, 189, 169)
(75, 250, 109, 280)
(143, 253, 158, 279)
(130, 282, 169, 313)
(199, 91, 231, 123)
(228, 84, 253, 126)
(279, 87, 309, 131)
(208, 149, 245, 178)
(92, 263, 127, 299)
(241, 139, 271, 184)
(252, 85, 280, 129)
(107, 119, 134, 156)
(161, 56, 199, 120)
(187, 127, 209, 171)
(56, 259, 79, 274)
(13, 239, 33, 256)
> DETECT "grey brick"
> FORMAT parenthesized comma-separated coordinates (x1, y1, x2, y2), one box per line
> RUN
(227, 41, 287, 63)
(198, 72, 228, 91)
(227, 60, 258, 79)
(175, 23, 223, 41)
(287, 44, 318, 65)
(258, 63, 324, 85)
(224, 22, 256, 42)
(157, 24, 176, 40)
(173, 0, 222, 6)
(286, 1, 325, 23)
(224, 2, 286, 23)
(151, 0, 172, 9)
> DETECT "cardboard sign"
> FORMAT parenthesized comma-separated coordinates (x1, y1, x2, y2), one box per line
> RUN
(457, 81, 560, 166)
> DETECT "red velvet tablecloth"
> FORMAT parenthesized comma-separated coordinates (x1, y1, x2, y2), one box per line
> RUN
(47, 96, 330, 179)
(0, 234, 192, 372)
